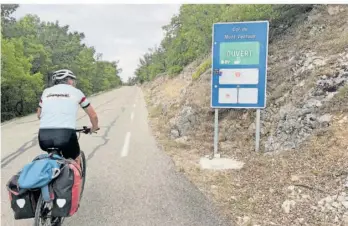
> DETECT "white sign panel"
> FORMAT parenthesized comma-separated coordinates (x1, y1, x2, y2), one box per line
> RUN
(219, 68, 259, 85)
(238, 88, 258, 104)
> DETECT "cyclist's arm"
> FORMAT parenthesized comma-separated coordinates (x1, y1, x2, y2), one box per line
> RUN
(83, 105, 98, 130)
(78, 91, 99, 131)
(37, 108, 41, 119)
(37, 93, 44, 119)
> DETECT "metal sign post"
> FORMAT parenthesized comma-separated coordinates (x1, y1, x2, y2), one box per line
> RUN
(213, 109, 219, 157)
(255, 109, 261, 152)
(211, 21, 269, 154)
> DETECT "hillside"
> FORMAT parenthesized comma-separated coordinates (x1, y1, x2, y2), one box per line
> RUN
(141, 5, 348, 226)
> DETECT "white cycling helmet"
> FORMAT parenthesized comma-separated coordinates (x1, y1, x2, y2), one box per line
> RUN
(52, 69, 76, 82)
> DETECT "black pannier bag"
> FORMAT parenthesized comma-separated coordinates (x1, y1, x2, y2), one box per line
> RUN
(6, 172, 40, 220)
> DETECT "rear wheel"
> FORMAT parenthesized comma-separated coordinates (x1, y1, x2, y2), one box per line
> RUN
(34, 194, 44, 226)
(34, 194, 62, 226)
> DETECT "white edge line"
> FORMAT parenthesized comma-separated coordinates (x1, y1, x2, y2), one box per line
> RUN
(121, 132, 131, 157)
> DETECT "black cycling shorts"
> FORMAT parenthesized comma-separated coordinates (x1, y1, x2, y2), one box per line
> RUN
(38, 128, 80, 159)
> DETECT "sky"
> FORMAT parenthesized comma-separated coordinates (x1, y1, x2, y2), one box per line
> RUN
(13, 4, 181, 82)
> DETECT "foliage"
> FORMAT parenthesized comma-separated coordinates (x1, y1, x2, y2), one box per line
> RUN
(134, 4, 314, 83)
(192, 58, 212, 80)
(124, 76, 137, 86)
(1, 5, 122, 122)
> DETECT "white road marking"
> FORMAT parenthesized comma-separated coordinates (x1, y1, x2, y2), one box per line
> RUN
(131, 112, 135, 121)
(121, 132, 131, 157)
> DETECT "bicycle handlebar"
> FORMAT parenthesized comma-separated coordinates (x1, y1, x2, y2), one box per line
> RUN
(75, 126, 100, 134)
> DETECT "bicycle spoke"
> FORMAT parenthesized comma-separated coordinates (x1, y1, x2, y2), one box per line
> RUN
(39, 201, 54, 226)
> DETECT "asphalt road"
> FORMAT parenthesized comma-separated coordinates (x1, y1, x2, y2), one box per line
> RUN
(1, 86, 231, 226)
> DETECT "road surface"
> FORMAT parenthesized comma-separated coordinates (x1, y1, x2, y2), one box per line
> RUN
(1, 86, 231, 226)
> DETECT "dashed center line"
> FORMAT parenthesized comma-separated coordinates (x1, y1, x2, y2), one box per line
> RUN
(121, 132, 131, 157)
(131, 112, 135, 121)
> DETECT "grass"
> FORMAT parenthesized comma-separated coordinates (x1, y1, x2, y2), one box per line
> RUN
(336, 84, 348, 99)
(314, 65, 338, 77)
(160, 139, 191, 149)
(163, 79, 186, 99)
(148, 105, 162, 118)
(323, 84, 348, 113)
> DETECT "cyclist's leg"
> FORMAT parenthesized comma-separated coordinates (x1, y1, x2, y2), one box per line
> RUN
(72, 139, 81, 167)
(60, 131, 84, 199)
(60, 129, 80, 163)
(38, 129, 55, 154)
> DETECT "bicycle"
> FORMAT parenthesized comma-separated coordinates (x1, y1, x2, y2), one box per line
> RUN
(33, 126, 99, 226)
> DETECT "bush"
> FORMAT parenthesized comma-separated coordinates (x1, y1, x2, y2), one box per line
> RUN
(168, 65, 183, 76)
(192, 58, 212, 80)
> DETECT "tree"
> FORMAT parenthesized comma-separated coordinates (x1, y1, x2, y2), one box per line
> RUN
(1, 37, 43, 120)
(1, 6, 123, 122)
(134, 4, 301, 82)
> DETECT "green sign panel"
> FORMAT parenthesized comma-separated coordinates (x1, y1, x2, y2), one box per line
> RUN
(219, 42, 260, 65)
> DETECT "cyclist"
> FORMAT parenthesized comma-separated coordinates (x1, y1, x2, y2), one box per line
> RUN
(36, 69, 99, 166)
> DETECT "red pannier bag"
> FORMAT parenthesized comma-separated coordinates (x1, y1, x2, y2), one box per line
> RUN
(51, 159, 82, 217)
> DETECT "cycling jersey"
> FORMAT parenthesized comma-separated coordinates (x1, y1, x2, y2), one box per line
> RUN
(39, 84, 90, 129)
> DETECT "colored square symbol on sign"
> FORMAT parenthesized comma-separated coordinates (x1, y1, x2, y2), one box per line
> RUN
(218, 88, 237, 104)
(235, 72, 241, 77)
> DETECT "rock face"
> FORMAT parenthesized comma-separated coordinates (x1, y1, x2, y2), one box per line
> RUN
(282, 200, 296, 214)
(279, 185, 348, 224)
(327, 5, 345, 15)
(316, 192, 348, 223)
(264, 52, 348, 152)
(162, 51, 348, 153)
(264, 104, 333, 152)
(343, 212, 348, 226)
(170, 129, 180, 139)
(170, 106, 198, 138)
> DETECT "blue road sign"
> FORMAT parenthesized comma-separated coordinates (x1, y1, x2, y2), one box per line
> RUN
(211, 21, 269, 108)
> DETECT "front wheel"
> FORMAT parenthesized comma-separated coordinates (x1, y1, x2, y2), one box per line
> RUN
(79, 151, 87, 200)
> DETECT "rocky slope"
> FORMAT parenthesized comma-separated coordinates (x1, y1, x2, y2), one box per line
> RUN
(143, 5, 348, 226)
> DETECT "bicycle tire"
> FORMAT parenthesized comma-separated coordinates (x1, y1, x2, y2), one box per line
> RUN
(34, 191, 64, 226)
(34, 194, 43, 226)
(79, 151, 87, 200)
(34, 194, 55, 226)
